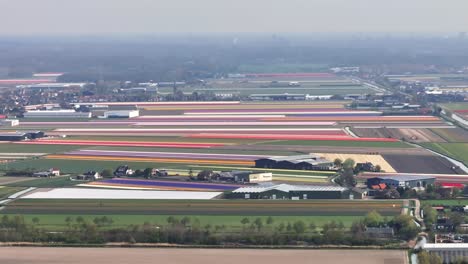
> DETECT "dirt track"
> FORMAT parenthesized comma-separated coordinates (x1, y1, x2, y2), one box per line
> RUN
(0, 247, 407, 264)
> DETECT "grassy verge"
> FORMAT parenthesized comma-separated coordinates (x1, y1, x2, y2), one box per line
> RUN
(420, 142, 468, 164)
(421, 199, 468, 206)
(0, 186, 26, 199)
(6, 176, 80, 188)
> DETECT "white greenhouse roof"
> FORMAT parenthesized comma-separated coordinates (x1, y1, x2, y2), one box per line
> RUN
(232, 184, 347, 193)
(21, 188, 221, 200)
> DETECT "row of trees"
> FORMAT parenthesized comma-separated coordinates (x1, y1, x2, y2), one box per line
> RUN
(0, 211, 418, 245)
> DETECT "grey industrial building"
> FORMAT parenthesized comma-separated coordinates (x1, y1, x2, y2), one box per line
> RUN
(366, 175, 436, 189)
(255, 154, 334, 171)
(0, 131, 45, 141)
(423, 243, 468, 264)
(228, 184, 349, 200)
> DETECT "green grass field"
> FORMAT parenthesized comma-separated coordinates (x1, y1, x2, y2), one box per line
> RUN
(6, 176, 80, 188)
(4, 214, 362, 231)
(421, 143, 468, 164)
(0, 186, 25, 199)
(0, 144, 82, 154)
(259, 140, 412, 148)
(421, 200, 468, 206)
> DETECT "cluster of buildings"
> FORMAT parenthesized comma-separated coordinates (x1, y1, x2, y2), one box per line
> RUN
(23, 106, 140, 119)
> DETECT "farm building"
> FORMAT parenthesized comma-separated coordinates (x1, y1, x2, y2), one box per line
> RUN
(0, 131, 44, 141)
(217, 171, 272, 183)
(114, 165, 134, 177)
(0, 119, 19, 127)
(24, 109, 91, 118)
(366, 175, 436, 189)
(76, 171, 102, 181)
(228, 184, 349, 200)
(422, 243, 468, 264)
(33, 168, 60, 177)
(0, 132, 29, 141)
(255, 154, 334, 171)
(103, 110, 140, 118)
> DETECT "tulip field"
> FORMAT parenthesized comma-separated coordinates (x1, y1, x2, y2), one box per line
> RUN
(1, 100, 463, 179)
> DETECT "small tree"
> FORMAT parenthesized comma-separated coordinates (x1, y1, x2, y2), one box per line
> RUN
(333, 158, 343, 168)
(293, 220, 307, 234)
(101, 169, 113, 178)
(32, 217, 40, 225)
(364, 210, 384, 227)
(143, 168, 153, 178)
(266, 216, 274, 225)
(254, 218, 263, 230)
(241, 217, 250, 226)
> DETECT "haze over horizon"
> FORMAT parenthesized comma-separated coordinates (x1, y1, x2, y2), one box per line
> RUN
(0, 0, 467, 36)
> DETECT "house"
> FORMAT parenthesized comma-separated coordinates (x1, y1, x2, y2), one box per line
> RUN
(76, 171, 101, 181)
(114, 165, 134, 177)
(33, 168, 60, 177)
(355, 162, 378, 172)
(217, 171, 272, 183)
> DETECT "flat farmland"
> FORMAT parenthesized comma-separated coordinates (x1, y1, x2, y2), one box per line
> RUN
(0, 248, 408, 264)
(158, 86, 376, 96)
(383, 154, 461, 174)
(352, 128, 447, 142)
(3, 199, 403, 216)
(258, 140, 412, 148)
(430, 128, 468, 142)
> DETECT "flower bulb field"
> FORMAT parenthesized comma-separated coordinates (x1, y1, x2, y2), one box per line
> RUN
(2, 101, 461, 176)
(0, 100, 466, 235)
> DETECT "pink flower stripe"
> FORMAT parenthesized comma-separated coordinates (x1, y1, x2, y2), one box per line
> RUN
(15, 140, 225, 149)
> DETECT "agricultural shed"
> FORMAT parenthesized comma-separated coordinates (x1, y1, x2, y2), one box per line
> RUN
(423, 243, 468, 264)
(228, 184, 348, 200)
(0, 132, 29, 141)
(366, 175, 436, 189)
(21, 188, 222, 200)
(24, 109, 91, 118)
(255, 154, 334, 171)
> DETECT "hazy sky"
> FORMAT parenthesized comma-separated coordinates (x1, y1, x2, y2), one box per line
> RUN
(0, 0, 467, 35)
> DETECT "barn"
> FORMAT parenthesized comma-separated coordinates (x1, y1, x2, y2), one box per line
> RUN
(255, 154, 334, 171)
(228, 184, 348, 200)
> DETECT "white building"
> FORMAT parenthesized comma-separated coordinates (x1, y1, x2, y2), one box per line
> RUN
(103, 110, 140, 118)
(24, 110, 92, 118)
(0, 119, 20, 127)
